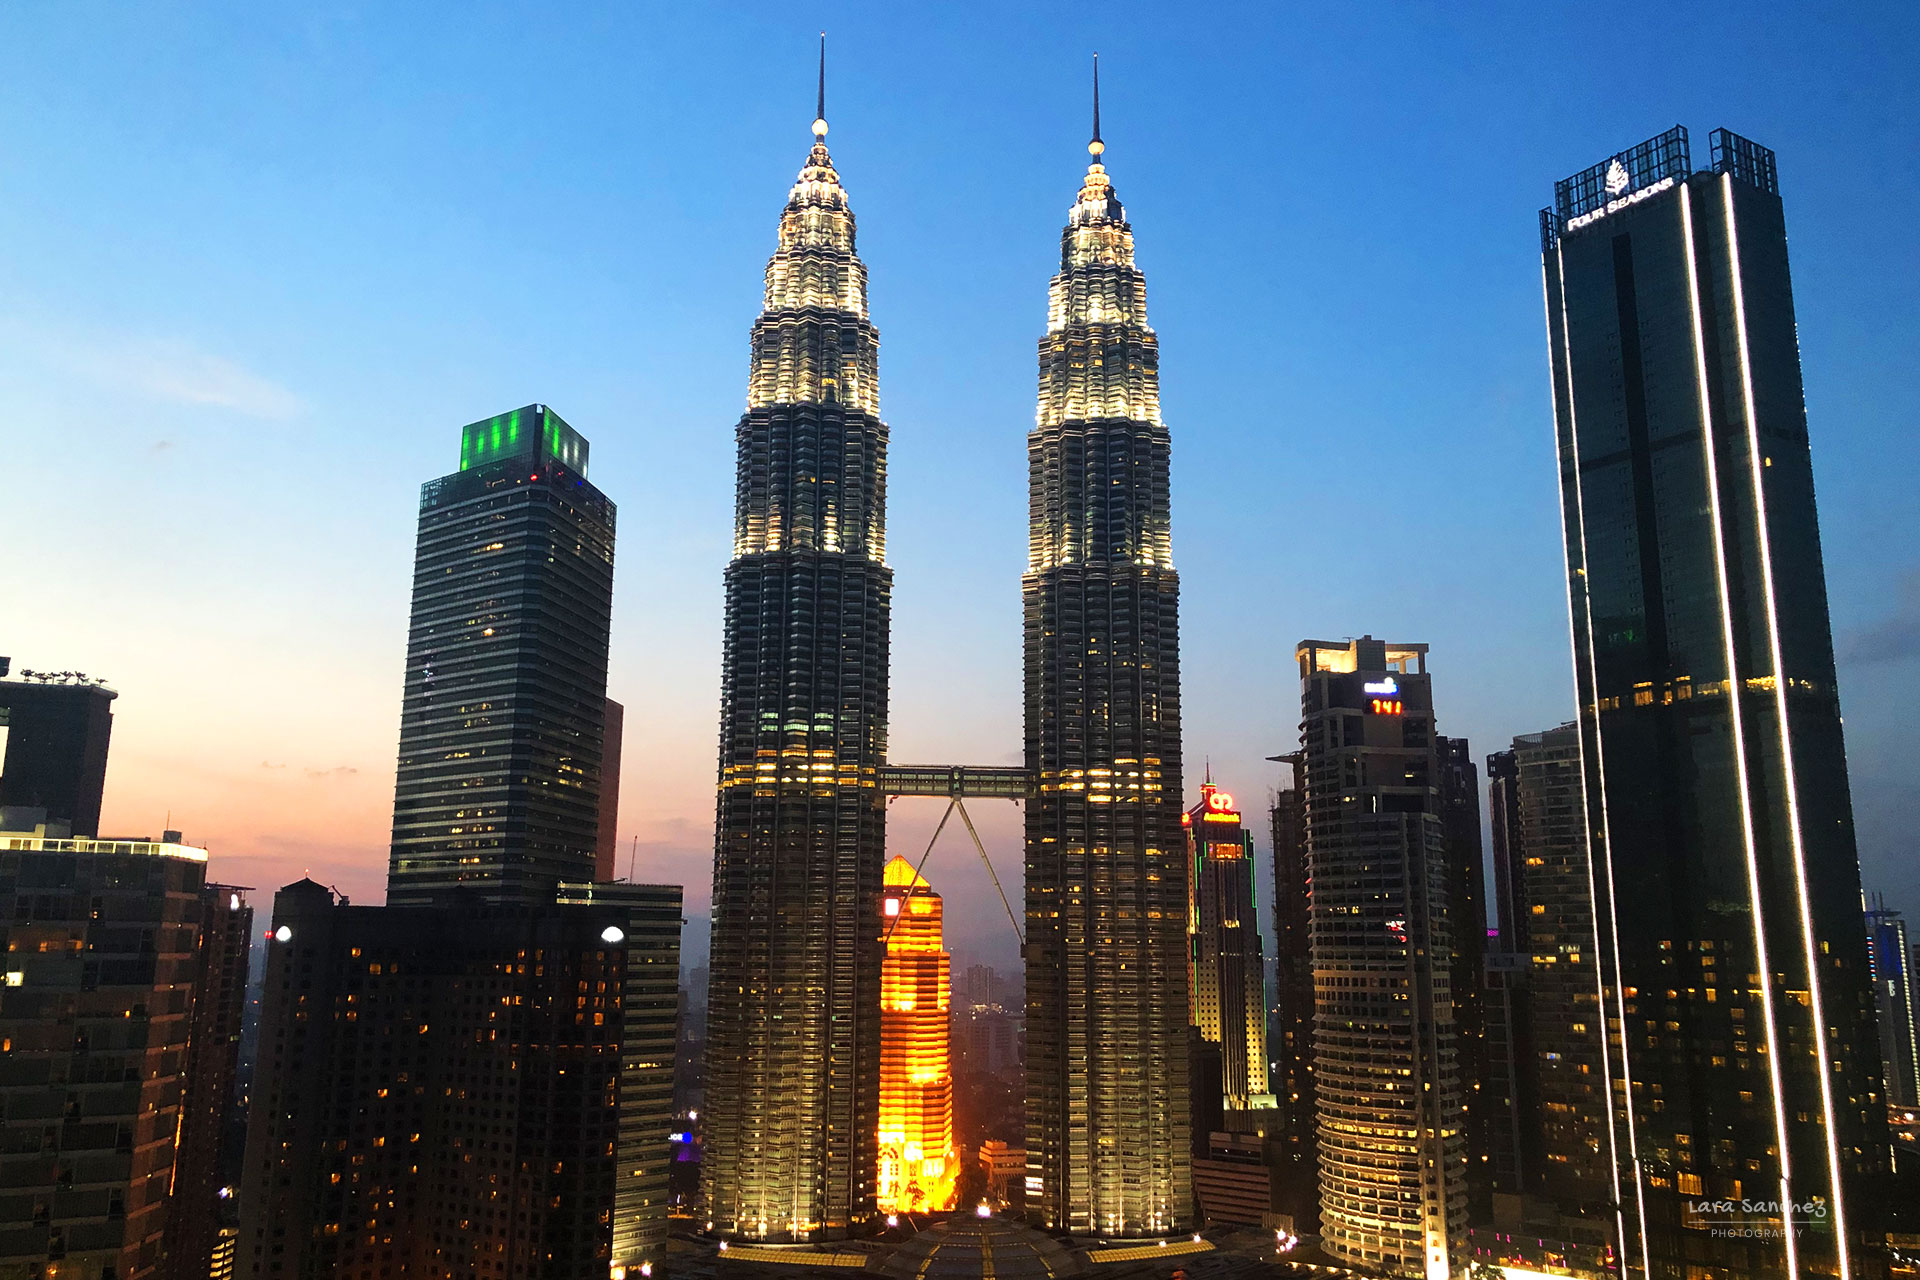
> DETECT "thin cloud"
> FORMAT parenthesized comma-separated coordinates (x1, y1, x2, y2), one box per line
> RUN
(14, 322, 303, 420)
(303, 765, 360, 779)
(95, 337, 302, 420)
(1839, 569, 1920, 667)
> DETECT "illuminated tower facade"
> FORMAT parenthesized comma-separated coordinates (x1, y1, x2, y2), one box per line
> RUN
(1296, 637, 1466, 1280)
(1185, 781, 1274, 1115)
(877, 857, 957, 1215)
(1024, 65, 1191, 1236)
(704, 56, 891, 1241)
(1542, 125, 1888, 1278)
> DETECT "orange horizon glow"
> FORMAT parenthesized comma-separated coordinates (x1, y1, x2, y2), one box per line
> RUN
(877, 855, 957, 1215)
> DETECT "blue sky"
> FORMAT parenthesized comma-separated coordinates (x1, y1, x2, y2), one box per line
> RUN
(4, 2, 1915, 967)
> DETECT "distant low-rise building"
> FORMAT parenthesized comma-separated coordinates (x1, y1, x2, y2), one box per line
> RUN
(977, 1141, 1026, 1208)
(1192, 1131, 1274, 1229)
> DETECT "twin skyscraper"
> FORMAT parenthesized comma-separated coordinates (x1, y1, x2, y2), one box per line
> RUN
(703, 55, 1194, 1240)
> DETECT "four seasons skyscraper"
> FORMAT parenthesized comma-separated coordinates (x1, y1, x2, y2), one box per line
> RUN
(703, 53, 891, 1241)
(1023, 67, 1192, 1236)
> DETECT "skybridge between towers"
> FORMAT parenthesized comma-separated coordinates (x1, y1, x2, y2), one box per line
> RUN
(877, 764, 1034, 801)
(876, 764, 1033, 951)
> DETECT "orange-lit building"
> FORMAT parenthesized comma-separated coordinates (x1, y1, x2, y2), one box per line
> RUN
(878, 856, 958, 1214)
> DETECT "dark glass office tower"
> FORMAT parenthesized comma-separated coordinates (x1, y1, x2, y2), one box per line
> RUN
(0, 673, 115, 836)
(387, 404, 615, 905)
(1296, 637, 1466, 1280)
(1024, 76, 1191, 1237)
(1542, 125, 1889, 1278)
(704, 75, 891, 1240)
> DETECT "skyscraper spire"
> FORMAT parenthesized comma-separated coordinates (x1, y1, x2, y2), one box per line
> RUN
(813, 32, 828, 138)
(1089, 52, 1103, 158)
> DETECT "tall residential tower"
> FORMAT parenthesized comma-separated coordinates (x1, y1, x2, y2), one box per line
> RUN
(1482, 725, 1615, 1271)
(0, 820, 210, 1280)
(1296, 637, 1467, 1280)
(1542, 125, 1888, 1277)
(1024, 65, 1191, 1236)
(239, 883, 629, 1278)
(704, 53, 892, 1241)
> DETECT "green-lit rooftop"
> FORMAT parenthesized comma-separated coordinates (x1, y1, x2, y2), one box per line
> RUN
(458, 403, 589, 476)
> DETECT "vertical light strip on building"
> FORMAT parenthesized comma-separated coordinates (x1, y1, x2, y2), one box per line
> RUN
(1542, 255, 1632, 1274)
(1721, 173, 1853, 1278)
(1678, 181, 1801, 1279)
(1550, 243, 1651, 1280)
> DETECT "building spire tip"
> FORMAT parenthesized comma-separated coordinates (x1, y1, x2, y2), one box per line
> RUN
(1088, 53, 1104, 159)
(812, 32, 828, 139)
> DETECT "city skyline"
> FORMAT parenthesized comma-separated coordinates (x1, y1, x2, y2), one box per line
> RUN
(6, 4, 1917, 970)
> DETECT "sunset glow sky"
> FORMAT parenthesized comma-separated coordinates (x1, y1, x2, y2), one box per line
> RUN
(6, 3, 1916, 968)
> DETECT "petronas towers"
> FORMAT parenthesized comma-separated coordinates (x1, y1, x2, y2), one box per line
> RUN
(704, 53, 1192, 1241)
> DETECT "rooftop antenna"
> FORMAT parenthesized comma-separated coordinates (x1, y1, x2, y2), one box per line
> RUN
(628, 835, 639, 883)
